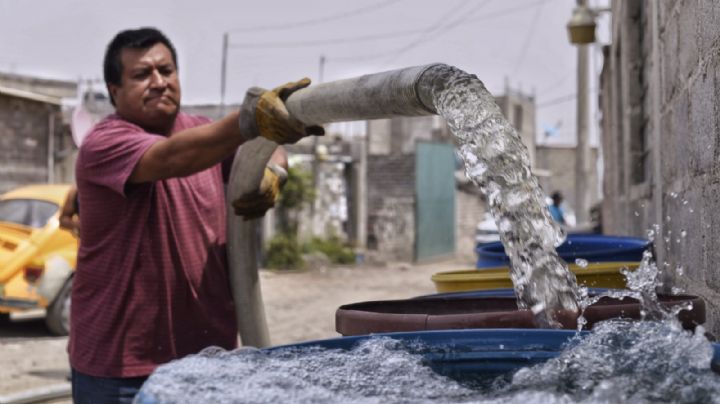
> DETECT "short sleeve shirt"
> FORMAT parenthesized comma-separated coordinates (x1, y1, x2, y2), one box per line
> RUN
(69, 113, 238, 378)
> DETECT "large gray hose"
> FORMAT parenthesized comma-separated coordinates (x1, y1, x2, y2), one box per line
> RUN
(227, 64, 447, 347)
(226, 137, 277, 348)
(285, 64, 444, 125)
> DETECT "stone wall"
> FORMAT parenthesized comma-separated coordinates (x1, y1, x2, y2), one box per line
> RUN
(601, 0, 720, 333)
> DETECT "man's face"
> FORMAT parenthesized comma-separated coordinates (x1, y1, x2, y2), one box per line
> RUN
(109, 43, 181, 133)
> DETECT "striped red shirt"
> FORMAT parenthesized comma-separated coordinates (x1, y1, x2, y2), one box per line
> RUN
(70, 113, 238, 378)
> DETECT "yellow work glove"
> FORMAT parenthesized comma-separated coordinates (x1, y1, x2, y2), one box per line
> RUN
(232, 164, 288, 220)
(238, 78, 324, 144)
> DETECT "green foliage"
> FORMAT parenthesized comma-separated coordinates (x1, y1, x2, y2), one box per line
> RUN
(279, 167, 315, 210)
(303, 235, 356, 265)
(265, 233, 303, 270)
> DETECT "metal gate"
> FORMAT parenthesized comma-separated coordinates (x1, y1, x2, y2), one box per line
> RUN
(415, 142, 456, 261)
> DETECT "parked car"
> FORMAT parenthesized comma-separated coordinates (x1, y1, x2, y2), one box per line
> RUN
(0, 184, 77, 335)
(475, 212, 500, 245)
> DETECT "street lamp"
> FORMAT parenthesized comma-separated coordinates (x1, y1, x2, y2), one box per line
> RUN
(565, 1, 607, 227)
(567, 4, 597, 44)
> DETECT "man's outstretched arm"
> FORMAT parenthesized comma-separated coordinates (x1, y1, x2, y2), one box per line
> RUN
(129, 79, 322, 184)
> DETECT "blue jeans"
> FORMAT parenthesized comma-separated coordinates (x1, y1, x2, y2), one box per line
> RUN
(71, 368, 148, 404)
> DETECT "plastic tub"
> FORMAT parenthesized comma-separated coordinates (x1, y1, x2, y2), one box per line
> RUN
(475, 234, 650, 269)
(432, 262, 638, 292)
(335, 293, 705, 336)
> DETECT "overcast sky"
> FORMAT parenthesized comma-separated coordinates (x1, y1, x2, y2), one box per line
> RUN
(0, 0, 610, 144)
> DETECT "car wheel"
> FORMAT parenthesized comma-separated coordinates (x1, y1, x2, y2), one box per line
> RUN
(45, 277, 72, 336)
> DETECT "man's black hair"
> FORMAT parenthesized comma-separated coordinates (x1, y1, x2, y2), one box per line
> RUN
(103, 27, 178, 106)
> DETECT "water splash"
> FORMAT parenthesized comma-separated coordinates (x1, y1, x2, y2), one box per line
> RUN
(139, 244, 716, 403)
(139, 321, 720, 403)
(139, 338, 477, 403)
(503, 320, 720, 403)
(425, 66, 578, 326)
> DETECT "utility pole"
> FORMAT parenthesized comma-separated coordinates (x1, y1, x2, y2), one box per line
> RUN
(220, 32, 229, 116)
(574, 0, 591, 226)
(319, 54, 325, 83)
(311, 55, 326, 234)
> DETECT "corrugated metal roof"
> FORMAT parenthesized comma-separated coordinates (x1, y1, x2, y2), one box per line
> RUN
(0, 85, 62, 105)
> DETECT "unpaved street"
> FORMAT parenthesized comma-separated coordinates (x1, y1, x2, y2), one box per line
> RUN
(0, 259, 469, 397)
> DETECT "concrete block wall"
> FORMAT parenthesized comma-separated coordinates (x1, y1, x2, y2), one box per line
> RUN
(602, 0, 720, 333)
(535, 145, 599, 216)
(0, 94, 58, 192)
(658, 0, 720, 331)
(366, 154, 416, 261)
(455, 189, 485, 264)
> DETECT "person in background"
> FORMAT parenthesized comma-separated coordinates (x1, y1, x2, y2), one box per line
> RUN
(68, 27, 322, 403)
(549, 191, 567, 226)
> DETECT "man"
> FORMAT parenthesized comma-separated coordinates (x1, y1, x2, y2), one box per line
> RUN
(549, 191, 566, 225)
(69, 27, 322, 403)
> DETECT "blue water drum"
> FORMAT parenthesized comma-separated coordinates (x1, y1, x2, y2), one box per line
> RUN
(135, 329, 720, 403)
(475, 234, 650, 269)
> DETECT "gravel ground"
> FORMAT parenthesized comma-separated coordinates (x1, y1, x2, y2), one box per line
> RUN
(0, 258, 470, 397)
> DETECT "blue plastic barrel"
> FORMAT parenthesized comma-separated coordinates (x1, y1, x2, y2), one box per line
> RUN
(135, 329, 580, 404)
(269, 329, 582, 378)
(475, 234, 650, 269)
(136, 329, 720, 403)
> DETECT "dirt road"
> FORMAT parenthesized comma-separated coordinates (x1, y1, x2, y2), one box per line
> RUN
(0, 259, 470, 397)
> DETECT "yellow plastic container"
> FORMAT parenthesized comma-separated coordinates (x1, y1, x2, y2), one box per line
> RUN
(431, 262, 639, 293)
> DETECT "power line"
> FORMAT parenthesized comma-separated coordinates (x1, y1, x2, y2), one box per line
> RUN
(537, 93, 576, 108)
(380, 0, 493, 67)
(227, 0, 405, 33)
(464, 0, 547, 24)
(345, 0, 549, 64)
(229, 29, 422, 49)
(537, 71, 574, 95)
(510, 0, 547, 76)
(228, 0, 548, 51)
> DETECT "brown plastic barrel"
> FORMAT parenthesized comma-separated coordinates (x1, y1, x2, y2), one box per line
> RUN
(335, 294, 705, 336)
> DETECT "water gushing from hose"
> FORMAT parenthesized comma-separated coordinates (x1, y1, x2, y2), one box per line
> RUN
(422, 65, 579, 325)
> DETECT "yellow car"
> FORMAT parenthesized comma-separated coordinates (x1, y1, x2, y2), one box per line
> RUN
(0, 184, 77, 335)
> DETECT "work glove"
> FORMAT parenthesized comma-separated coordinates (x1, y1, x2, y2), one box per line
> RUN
(239, 78, 324, 144)
(232, 163, 288, 220)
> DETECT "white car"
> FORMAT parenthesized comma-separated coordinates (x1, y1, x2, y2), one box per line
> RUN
(475, 202, 577, 246)
(475, 213, 500, 245)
